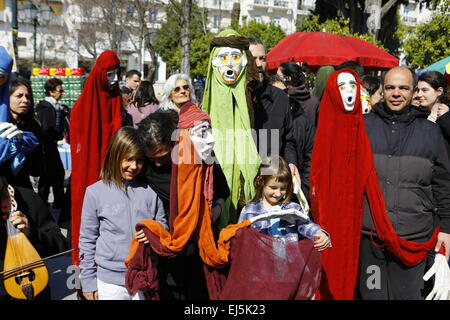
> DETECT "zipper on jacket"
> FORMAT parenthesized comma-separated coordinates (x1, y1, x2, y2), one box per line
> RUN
(124, 183, 134, 244)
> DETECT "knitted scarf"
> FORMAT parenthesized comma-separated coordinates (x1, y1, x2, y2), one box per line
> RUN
(202, 29, 260, 229)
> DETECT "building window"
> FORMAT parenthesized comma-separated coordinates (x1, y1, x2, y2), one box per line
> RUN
(213, 15, 220, 27)
(149, 8, 158, 22)
(274, 16, 281, 26)
(254, 15, 262, 23)
(126, 5, 135, 18)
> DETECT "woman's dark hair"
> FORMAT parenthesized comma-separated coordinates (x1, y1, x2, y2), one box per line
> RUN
(9, 77, 36, 121)
(418, 71, 448, 104)
(336, 60, 365, 79)
(44, 78, 63, 96)
(279, 62, 306, 87)
(133, 81, 159, 107)
(361, 75, 381, 96)
(138, 110, 178, 150)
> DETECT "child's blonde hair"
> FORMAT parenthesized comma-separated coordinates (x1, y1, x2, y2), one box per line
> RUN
(251, 155, 293, 203)
(100, 126, 144, 189)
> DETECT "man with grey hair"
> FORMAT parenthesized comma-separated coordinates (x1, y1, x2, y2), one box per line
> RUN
(358, 66, 450, 300)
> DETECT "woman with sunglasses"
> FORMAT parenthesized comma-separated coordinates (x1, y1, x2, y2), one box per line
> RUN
(158, 74, 196, 112)
(35, 78, 67, 210)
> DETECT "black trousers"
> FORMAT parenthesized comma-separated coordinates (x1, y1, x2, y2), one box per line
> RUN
(157, 243, 209, 300)
(38, 153, 65, 209)
(357, 235, 433, 300)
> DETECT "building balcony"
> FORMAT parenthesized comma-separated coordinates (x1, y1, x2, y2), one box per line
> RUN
(298, 4, 315, 11)
(252, 0, 290, 9)
(273, 0, 289, 8)
(402, 15, 417, 26)
(253, 0, 269, 6)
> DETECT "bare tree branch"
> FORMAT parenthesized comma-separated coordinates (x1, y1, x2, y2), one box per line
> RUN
(381, 0, 398, 18)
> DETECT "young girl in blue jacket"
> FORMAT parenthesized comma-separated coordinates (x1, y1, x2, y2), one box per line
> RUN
(79, 126, 167, 300)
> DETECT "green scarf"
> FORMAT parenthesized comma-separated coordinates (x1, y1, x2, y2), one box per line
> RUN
(313, 65, 335, 100)
(202, 29, 260, 229)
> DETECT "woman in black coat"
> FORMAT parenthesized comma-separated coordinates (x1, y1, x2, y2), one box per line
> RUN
(3, 77, 43, 190)
(414, 71, 450, 154)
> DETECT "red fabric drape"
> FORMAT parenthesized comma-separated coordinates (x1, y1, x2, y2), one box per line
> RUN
(211, 227, 322, 300)
(70, 50, 122, 265)
(310, 69, 438, 300)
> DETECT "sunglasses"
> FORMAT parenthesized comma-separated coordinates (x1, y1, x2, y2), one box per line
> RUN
(173, 85, 190, 93)
(56, 89, 65, 93)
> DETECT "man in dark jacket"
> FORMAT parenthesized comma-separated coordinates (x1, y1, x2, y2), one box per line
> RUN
(269, 73, 315, 204)
(358, 66, 450, 300)
(35, 78, 66, 210)
(248, 38, 300, 182)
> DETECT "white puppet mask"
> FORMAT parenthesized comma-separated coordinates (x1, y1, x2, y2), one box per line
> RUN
(212, 47, 247, 84)
(106, 68, 120, 90)
(337, 72, 358, 112)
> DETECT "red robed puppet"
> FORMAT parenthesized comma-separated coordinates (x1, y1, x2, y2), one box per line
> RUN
(310, 69, 439, 300)
(70, 51, 122, 265)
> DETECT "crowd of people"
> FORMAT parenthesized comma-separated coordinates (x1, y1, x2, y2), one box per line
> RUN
(0, 27, 449, 301)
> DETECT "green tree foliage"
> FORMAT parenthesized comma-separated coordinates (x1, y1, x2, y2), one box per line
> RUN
(190, 32, 214, 78)
(402, 2, 450, 69)
(154, 1, 212, 78)
(296, 15, 386, 50)
(235, 19, 286, 51)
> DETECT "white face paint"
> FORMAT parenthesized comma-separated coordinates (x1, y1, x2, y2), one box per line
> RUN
(106, 68, 119, 90)
(338, 72, 358, 112)
(212, 47, 247, 84)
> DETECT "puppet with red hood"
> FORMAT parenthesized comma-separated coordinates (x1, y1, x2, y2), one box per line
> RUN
(70, 51, 122, 266)
(310, 68, 440, 300)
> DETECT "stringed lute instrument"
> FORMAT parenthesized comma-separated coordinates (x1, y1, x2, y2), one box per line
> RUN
(2, 184, 48, 299)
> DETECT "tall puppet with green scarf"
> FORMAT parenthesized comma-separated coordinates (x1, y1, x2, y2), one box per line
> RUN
(202, 29, 261, 229)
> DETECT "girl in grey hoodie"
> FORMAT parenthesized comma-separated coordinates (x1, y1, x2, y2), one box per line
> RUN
(78, 127, 167, 300)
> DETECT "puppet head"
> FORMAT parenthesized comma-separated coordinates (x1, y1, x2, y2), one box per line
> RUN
(0, 46, 13, 122)
(106, 67, 120, 91)
(92, 50, 121, 93)
(212, 46, 247, 84)
(337, 72, 358, 112)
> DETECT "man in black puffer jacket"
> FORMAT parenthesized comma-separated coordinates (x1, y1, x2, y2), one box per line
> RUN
(358, 67, 450, 300)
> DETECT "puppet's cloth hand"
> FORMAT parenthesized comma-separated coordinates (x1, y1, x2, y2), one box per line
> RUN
(423, 250, 450, 300)
(0, 122, 23, 139)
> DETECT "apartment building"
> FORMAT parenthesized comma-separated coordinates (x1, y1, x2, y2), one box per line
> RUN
(0, 0, 438, 78)
(202, 0, 316, 34)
